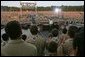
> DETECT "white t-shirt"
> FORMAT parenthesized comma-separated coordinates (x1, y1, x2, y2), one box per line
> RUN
(49, 20, 53, 25)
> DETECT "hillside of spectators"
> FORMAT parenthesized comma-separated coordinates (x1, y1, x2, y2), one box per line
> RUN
(1, 5, 84, 11)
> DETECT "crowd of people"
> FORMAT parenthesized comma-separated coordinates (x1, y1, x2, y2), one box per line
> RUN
(1, 20, 84, 56)
(1, 11, 84, 26)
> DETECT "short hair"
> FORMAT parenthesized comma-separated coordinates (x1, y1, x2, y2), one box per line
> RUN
(55, 24, 59, 30)
(2, 33, 9, 41)
(73, 29, 84, 56)
(5, 20, 22, 40)
(22, 34, 27, 41)
(62, 27, 67, 34)
(78, 27, 84, 32)
(30, 25, 38, 35)
(53, 23, 59, 30)
(47, 41, 58, 53)
(48, 33, 53, 38)
(68, 26, 78, 38)
(51, 28, 59, 37)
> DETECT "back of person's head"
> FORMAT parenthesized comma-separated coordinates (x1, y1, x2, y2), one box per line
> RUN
(51, 28, 58, 37)
(2, 33, 9, 41)
(62, 27, 67, 34)
(22, 34, 27, 41)
(56, 24, 59, 30)
(53, 23, 59, 30)
(48, 33, 53, 38)
(78, 27, 84, 32)
(68, 26, 78, 38)
(30, 25, 38, 35)
(5, 20, 22, 40)
(47, 41, 58, 53)
(73, 28, 84, 56)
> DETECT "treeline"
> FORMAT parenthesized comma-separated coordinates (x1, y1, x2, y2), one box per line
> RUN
(1, 6, 20, 11)
(61, 5, 84, 11)
(1, 5, 84, 11)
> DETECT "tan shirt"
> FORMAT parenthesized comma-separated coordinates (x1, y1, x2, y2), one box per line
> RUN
(26, 35, 46, 56)
(1, 39, 37, 56)
(62, 38, 74, 56)
(1, 41, 8, 47)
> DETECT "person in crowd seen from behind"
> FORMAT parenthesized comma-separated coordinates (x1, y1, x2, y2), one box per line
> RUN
(58, 27, 69, 46)
(26, 25, 46, 56)
(46, 41, 58, 56)
(73, 27, 84, 56)
(51, 28, 59, 43)
(62, 26, 78, 56)
(1, 20, 37, 56)
(1, 33, 9, 47)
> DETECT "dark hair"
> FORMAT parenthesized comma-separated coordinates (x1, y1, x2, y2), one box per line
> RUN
(55, 24, 59, 30)
(51, 28, 58, 37)
(30, 25, 38, 35)
(68, 26, 78, 38)
(22, 34, 27, 41)
(62, 27, 67, 34)
(47, 41, 58, 53)
(53, 23, 59, 30)
(48, 33, 53, 38)
(5, 20, 22, 40)
(78, 27, 84, 32)
(2, 33, 9, 41)
(73, 29, 84, 56)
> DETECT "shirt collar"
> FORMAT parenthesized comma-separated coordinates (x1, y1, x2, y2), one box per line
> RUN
(8, 39, 24, 44)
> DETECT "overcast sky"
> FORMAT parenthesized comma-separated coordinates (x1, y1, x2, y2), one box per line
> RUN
(1, 1, 84, 7)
